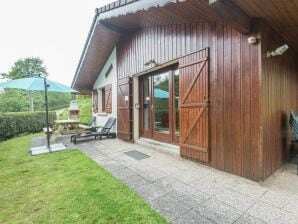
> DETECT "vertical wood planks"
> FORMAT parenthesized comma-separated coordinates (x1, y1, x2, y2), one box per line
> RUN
(116, 21, 264, 181)
(261, 20, 298, 179)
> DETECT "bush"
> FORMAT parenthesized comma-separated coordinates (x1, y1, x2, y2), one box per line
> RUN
(0, 111, 56, 139)
(0, 89, 73, 113)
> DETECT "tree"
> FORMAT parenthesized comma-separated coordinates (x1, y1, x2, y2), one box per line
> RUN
(6, 57, 47, 79)
(5, 57, 47, 111)
(0, 73, 7, 81)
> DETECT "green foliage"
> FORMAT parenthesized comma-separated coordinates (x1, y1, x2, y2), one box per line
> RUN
(77, 95, 92, 124)
(0, 89, 29, 112)
(0, 89, 72, 112)
(0, 111, 56, 139)
(6, 57, 47, 79)
(0, 135, 167, 223)
(0, 57, 72, 112)
(0, 73, 7, 80)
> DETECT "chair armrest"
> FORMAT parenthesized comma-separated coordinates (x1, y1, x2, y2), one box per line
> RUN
(92, 126, 104, 132)
(94, 126, 104, 128)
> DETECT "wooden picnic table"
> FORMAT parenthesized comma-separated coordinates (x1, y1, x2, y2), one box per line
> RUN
(54, 119, 80, 135)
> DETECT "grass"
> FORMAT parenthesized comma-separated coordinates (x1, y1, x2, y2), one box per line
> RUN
(57, 95, 92, 124)
(0, 135, 167, 224)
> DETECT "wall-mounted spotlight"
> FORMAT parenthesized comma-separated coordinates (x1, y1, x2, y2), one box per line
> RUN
(266, 44, 289, 58)
(248, 36, 257, 44)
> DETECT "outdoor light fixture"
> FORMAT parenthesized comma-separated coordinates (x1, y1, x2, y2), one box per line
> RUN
(144, 59, 158, 67)
(266, 44, 289, 58)
(248, 36, 257, 44)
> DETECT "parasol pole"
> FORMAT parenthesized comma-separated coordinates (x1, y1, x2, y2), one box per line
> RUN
(44, 76, 51, 151)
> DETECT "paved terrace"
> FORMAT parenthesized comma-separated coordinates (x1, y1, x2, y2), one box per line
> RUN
(61, 138, 298, 224)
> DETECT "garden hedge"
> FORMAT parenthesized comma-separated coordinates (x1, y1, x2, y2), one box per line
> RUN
(0, 111, 56, 140)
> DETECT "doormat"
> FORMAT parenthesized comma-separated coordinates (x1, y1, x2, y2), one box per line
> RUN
(124, 150, 150, 160)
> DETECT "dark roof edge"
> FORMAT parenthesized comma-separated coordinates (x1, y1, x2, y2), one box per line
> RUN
(96, 0, 140, 15)
(71, 10, 99, 88)
(72, 1, 140, 89)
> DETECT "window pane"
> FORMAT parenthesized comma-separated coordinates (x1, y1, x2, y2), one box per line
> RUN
(174, 69, 179, 135)
(143, 77, 150, 130)
(153, 72, 169, 133)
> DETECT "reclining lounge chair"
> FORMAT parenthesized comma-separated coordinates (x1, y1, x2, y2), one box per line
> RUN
(78, 116, 96, 130)
(289, 110, 298, 174)
(290, 110, 298, 142)
(71, 117, 116, 144)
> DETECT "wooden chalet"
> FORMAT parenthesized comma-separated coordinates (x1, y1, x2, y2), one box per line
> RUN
(72, 0, 298, 181)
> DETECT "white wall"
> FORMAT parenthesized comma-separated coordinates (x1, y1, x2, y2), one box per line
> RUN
(92, 47, 117, 132)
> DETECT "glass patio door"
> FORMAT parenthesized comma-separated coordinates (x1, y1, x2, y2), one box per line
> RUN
(153, 71, 170, 141)
(140, 67, 179, 144)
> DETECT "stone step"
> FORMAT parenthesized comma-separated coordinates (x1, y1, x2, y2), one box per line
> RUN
(135, 137, 180, 157)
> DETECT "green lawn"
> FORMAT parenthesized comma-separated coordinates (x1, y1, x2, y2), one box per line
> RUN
(0, 135, 167, 224)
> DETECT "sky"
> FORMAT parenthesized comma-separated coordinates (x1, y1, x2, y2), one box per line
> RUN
(0, 0, 115, 85)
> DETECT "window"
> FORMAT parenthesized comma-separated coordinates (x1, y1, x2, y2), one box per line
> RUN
(92, 89, 98, 113)
(103, 84, 112, 113)
(105, 65, 113, 78)
(93, 84, 112, 114)
(96, 84, 112, 114)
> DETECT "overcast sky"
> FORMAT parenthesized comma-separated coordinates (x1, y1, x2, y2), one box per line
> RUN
(0, 0, 115, 85)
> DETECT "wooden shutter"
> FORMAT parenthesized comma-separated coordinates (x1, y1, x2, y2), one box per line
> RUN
(179, 48, 209, 163)
(104, 84, 112, 113)
(117, 77, 133, 140)
(92, 89, 98, 113)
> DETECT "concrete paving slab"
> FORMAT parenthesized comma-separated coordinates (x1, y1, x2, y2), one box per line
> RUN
(153, 176, 178, 191)
(247, 201, 298, 224)
(173, 209, 215, 224)
(125, 176, 150, 190)
(195, 198, 242, 224)
(109, 167, 137, 180)
(214, 188, 257, 212)
(63, 138, 298, 224)
(134, 183, 167, 201)
(259, 190, 293, 208)
(100, 160, 126, 172)
(234, 214, 266, 224)
(150, 194, 190, 221)
(190, 176, 225, 196)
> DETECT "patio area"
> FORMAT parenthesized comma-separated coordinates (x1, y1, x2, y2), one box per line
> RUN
(58, 137, 298, 224)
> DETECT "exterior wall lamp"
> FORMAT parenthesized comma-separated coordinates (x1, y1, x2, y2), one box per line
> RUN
(144, 60, 158, 67)
(266, 44, 289, 58)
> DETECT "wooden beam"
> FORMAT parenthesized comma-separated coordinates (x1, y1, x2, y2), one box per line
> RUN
(209, 0, 251, 34)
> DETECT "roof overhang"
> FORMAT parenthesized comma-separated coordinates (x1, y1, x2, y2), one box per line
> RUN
(232, 0, 298, 51)
(71, 14, 119, 92)
(72, 0, 221, 91)
(72, 0, 298, 91)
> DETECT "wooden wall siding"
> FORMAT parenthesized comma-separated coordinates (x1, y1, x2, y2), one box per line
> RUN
(117, 22, 262, 180)
(210, 22, 261, 180)
(261, 22, 298, 179)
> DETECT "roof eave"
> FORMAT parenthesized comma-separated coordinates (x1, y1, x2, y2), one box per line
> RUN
(71, 11, 99, 89)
